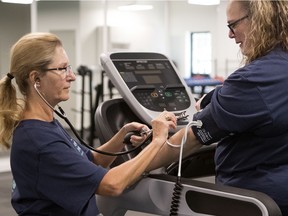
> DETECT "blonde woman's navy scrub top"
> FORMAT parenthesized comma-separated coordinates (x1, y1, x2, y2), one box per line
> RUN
(10, 119, 108, 216)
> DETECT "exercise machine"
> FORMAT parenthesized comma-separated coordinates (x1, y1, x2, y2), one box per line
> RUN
(95, 52, 282, 216)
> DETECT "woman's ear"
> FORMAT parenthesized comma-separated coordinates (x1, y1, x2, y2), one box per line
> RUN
(29, 70, 40, 84)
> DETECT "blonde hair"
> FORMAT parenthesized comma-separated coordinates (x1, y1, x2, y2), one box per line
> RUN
(0, 32, 62, 149)
(239, 0, 288, 64)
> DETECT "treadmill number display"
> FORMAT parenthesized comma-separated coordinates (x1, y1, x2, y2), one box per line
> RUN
(112, 59, 191, 111)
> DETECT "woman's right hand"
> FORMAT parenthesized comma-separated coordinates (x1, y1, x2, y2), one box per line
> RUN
(150, 111, 177, 144)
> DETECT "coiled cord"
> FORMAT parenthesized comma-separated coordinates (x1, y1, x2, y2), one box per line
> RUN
(169, 120, 202, 216)
(170, 176, 183, 216)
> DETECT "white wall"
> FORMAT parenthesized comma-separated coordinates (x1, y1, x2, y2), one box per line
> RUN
(168, 1, 241, 78)
(58, 0, 241, 79)
(0, 2, 31, 77)
(215, 1, 242, 77)
(78, 1, 168, 70)
(169, 1, 219, 77)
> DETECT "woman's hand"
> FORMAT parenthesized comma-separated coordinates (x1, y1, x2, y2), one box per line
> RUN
(122, 122, 150, 146)
(151, 111, 177, 144)
(122, 111, 177, 147)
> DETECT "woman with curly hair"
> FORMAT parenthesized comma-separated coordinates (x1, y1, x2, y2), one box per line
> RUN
(158, 1, 288, 215)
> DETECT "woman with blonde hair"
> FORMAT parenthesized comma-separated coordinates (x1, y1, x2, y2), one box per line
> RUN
(0, 32, 182, 216)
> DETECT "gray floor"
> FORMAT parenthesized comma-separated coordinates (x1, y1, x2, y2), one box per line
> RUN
(0, 170, 16, 216)
(0, 149, 14, 215)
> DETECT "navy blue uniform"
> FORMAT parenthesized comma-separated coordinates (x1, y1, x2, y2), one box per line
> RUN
(10, 119, 108, 216)
(192, 46, 288, 215)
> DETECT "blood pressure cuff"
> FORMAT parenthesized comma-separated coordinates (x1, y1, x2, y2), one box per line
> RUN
(200, 89, 215, 109)
(192, 105, 230, 145)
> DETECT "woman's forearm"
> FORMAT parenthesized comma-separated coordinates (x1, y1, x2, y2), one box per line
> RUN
(92, 126, 127, 167)
(96, 137, 166, 196)
(145, 127, 202, 171)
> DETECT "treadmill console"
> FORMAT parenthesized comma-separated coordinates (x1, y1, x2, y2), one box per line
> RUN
(100, 52, 197, 130)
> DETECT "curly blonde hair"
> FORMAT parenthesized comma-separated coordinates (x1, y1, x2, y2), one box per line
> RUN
(0, 32, 62, 149)
(240, 0, 288, 64)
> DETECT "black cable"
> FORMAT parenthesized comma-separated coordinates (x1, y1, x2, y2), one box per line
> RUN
(34, 82, 149, 157)
(170, 176, 183, 216)
(56, 106, 150, 156)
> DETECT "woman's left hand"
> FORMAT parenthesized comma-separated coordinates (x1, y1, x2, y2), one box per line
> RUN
(123, 122, 150, 146)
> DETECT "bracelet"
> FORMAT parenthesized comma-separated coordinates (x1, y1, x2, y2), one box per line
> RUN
(166, 139, 181, 148)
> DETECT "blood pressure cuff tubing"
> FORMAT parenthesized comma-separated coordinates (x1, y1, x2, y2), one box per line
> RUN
(191, 105, 230, 145)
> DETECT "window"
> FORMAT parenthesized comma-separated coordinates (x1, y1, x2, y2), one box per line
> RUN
(190, 32, 212, 75)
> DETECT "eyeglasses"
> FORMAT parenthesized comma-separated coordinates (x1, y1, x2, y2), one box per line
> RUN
(44, 65, 74, 79)
(227, 15, 249, 34)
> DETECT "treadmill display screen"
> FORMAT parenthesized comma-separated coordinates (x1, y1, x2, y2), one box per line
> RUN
(111, 59, 190, 112)
(112, 60, 182, 89)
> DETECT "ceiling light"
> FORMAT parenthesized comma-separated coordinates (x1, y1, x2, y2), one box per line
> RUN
(118, 4, 153, 11)
(188, 0, 220, 6)
(1, 0, 33, 4)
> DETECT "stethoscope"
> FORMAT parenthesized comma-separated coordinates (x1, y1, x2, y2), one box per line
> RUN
(34, 82, 202, 215)
(33, 83, 151, 156)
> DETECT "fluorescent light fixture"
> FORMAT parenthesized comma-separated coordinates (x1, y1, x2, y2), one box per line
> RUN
(1, 0, 33, 4)
(188, 0, 220, 6)
(118, 4, 153, 11)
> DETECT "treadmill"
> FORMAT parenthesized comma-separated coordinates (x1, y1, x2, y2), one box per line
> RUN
(95, 52, 282, 216)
